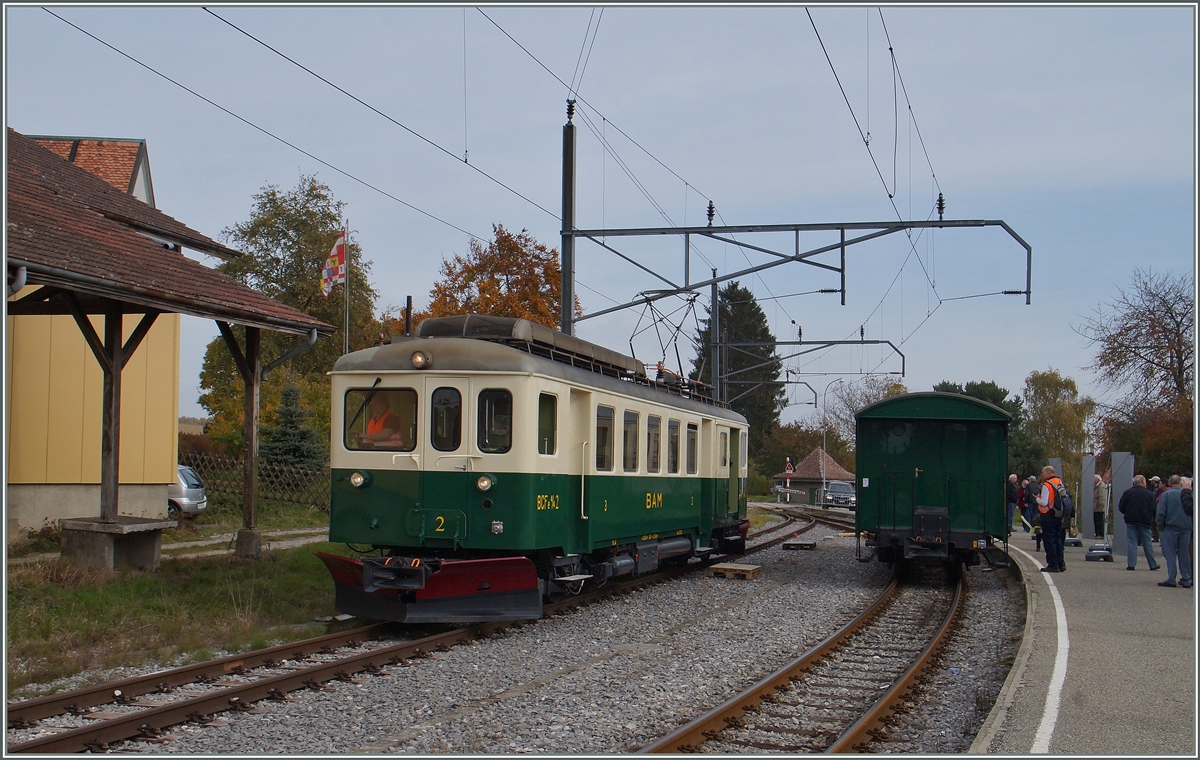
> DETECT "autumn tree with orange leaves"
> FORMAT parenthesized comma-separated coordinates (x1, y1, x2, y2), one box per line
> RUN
(410, 224, 580, 330)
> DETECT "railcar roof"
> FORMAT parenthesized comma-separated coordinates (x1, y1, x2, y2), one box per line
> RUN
(855, 391, 1011, 422)
(333, 336, 748, 425)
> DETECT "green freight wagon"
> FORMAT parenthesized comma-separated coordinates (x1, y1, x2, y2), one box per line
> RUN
(854, 392, 1010, 568)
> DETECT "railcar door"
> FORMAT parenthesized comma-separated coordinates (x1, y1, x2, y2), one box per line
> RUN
(413, 377, 471, 547)
(721, 426, 738, 518)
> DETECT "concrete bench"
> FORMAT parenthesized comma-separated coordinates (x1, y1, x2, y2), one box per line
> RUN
(60, 516, 177, 571)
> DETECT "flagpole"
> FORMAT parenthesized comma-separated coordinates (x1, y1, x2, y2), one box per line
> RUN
(343, 220, 350, 356)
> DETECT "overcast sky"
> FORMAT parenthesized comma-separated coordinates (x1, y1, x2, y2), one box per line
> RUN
(5, 4, 1195, 424)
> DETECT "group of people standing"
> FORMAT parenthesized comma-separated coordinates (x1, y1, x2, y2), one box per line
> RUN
(1005, 466, 1193, 586)
(1118, 473, 1193, 588)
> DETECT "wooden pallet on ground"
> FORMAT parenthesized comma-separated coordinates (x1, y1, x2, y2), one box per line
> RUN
(782, 539, 816, 551)
(707, 562, 762, 580)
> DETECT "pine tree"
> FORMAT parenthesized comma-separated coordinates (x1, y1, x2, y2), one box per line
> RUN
(690, 281, 784, 454)
(259, 385, 327, 469)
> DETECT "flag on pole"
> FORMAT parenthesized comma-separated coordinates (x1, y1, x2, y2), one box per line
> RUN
(321, 230, 347, 297)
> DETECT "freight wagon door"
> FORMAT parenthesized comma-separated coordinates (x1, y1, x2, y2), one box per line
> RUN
(882, 473, 916, 530)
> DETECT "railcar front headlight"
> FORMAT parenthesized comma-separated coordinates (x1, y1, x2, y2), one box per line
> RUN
(476, 474, 495, 492)
(349, 471, 370, 488)
(411, 350, 432, 369)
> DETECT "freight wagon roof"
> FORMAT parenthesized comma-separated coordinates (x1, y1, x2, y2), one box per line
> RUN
(855, 392, 1011, 422)
(332, 336, 748, 425)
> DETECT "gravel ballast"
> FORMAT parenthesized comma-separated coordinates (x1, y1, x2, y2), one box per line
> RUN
(115, 526, 895, 753)
(35, 525, 1023, 754)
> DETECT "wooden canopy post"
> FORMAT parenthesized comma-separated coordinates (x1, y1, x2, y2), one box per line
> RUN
(56, 292, 171, 570)
(218, 321, 263, 559)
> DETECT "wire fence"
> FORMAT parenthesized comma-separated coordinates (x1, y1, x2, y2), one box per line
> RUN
(179, 452, 330, 513)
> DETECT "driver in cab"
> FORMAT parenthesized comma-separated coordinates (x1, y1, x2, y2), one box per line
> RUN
(358, 394, 406, 449)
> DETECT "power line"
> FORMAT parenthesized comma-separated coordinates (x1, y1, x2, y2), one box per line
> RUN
(43, 7, 488, 244)
(477, 9, 719, 226)
(202, 7, 559, 222)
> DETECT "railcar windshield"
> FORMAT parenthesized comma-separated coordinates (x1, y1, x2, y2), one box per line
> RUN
(344, 388, 416, 451)
(478, 389, 512, 453)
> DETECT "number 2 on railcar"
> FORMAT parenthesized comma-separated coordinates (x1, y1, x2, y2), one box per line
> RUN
(854, 392, 1011, 571)
(317, 315, 750, 623)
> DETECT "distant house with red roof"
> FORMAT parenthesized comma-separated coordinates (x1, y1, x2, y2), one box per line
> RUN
(772, 447, 855, 505)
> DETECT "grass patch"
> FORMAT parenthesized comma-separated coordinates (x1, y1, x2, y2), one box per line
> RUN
(162, 496, 328, 545)
(6, 541, 345, 696)
(7, 526, 63, 558)
(748, 504, 785, 532)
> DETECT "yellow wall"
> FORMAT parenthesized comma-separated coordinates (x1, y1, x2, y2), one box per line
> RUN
(5, 308, 180, 485)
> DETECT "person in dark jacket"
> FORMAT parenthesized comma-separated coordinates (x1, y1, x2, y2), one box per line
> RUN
(1017, 478, 1030, 532)
(1006, 474, 1019, 536)
(1118, 475, 1161, 571)
(1024, 476, 1041, 537)
(1156, 475, 1192, 588)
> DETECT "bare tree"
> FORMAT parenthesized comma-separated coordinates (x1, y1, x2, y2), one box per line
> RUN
(1075, 268, 1194, 414)
(824, 375, 908, 446)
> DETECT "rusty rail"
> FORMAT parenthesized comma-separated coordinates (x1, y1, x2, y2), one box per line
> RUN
(8, 514, 800, 753)
(827, 576, 963, 752)
(639, 573, 962, 753)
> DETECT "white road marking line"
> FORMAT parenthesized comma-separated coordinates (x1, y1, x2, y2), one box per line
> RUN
(1009, 543, 1069, 754)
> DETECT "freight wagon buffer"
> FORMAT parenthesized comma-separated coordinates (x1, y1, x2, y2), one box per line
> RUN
(855, 393, 1010, 568)
(319, 316, 749, 623)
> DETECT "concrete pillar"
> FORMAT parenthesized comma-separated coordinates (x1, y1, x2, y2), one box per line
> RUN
(235, 529, 262, 560)
(1111, 452, 1135, 555)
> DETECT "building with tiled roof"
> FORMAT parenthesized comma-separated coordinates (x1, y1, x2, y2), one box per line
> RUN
(772, 447, 855, 506)
(30, 136, 155, 207)
(6, 128, 332, 542)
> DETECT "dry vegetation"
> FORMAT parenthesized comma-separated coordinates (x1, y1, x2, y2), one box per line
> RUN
(6, 544, 343, 696)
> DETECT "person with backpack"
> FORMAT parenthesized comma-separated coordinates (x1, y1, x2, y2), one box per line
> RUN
(1035, 465, 1073, 573)
(1118, 475, 1161, 572)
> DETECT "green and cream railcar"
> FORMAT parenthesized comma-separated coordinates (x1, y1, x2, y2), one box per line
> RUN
(318, 315, 749, 623)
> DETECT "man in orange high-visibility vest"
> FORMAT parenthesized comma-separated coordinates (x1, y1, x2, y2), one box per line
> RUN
(1035, 465, 1066, 573)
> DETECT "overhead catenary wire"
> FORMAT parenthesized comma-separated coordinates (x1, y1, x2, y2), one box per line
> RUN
(569, 8, 604, 99)
(43, 7, 487, 244)
(202, 7, 560, 222)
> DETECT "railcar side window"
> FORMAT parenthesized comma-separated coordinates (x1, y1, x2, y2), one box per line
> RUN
(740, 431, 748, 469)
(431, 387, 462, 451)
(667, 420, 680, 474)
(686, 423, 698, 475)
(596, 406, 615, 471)
(623, 411, 639, 472)
(538, 393, 557, 455)
(344, 388, 416, 451)
(647, 416, 661, 473)
(478, 389, 512, 454)
(720, 431, 728, 468)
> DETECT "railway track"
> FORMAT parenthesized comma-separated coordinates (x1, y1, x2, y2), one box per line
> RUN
(639, 571, 962, 753)
(7, 513, 804, 753)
